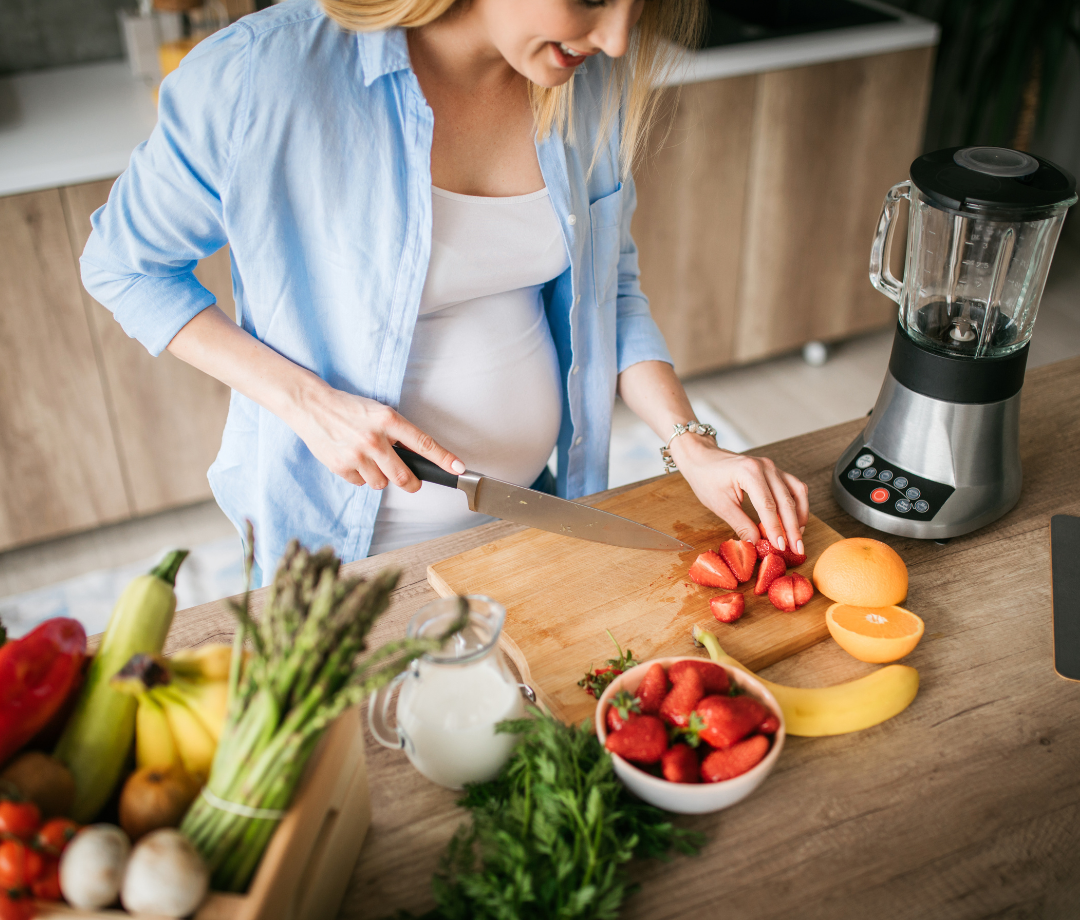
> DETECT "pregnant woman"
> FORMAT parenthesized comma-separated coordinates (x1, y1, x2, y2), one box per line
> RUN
(82, 0, 809, 583)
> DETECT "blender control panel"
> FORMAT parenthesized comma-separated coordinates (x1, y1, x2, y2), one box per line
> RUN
(838, 450, 954, 521)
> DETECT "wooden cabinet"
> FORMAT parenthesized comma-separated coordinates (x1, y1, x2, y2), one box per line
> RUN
(0, 189, 129, 547)
(633, 46, 935, 376)
(0, 178, 233, 551)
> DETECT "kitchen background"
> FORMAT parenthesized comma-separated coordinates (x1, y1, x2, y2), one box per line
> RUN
(1, 0, 1078, 636)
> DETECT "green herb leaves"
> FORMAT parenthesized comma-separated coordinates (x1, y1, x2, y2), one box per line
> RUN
(427, 709, 702, 920)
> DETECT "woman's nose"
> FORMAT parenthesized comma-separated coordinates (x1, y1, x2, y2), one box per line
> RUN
(588, 0, 642, 59)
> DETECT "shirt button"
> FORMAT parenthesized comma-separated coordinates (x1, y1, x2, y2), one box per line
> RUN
(571, 365, 579, 375)
(574, 436, 583, 446)
(567, 214, 577, 225)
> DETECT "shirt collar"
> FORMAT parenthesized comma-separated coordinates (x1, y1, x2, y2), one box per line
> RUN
(357, 27, 412, 87)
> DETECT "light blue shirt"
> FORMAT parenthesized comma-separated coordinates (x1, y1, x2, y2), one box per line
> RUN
(81, 0, 672, 583)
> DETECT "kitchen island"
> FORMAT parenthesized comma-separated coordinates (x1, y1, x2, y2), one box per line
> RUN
(165, 354, 1080, 919)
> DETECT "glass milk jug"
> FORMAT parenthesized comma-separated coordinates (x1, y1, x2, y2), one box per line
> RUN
(368, 595, 531, 789)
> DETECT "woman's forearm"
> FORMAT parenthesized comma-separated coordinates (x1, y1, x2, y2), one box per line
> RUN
(165, 304, 327, 431)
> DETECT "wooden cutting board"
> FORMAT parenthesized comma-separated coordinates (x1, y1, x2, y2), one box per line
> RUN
(428, 473, 846, 725)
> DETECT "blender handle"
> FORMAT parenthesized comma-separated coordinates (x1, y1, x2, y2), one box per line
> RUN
(870, 180, 911, 304)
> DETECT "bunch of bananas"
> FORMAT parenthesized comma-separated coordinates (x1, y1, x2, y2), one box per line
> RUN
(112, 645, 232, 779)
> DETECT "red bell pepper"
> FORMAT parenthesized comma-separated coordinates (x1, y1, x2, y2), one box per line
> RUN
(0, 618, 86, 766)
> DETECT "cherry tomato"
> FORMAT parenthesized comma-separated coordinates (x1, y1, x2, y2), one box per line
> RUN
(0, 801, 40, 841)
(30, 857, 61, 901)
(0, 891, 34, 920)
(33, 818, 80, 857)
(0, 839, 44, 891)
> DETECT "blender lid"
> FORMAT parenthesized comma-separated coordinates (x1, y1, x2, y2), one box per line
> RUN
(910, 146, 1077, 220)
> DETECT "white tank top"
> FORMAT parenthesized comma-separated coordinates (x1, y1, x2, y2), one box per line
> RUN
(368, 186, 570, 555)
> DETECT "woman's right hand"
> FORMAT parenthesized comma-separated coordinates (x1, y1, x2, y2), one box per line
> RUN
(293, 384, 465, 491)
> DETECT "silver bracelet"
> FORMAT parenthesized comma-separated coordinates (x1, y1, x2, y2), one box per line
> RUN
(660, 420, 718, 473)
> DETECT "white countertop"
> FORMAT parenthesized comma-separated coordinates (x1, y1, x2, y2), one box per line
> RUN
(0, 3, 937, 199)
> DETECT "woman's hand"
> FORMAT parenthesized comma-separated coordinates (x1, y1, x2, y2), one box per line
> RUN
(294, 384, 465, 491)
(667, 432, 809, 555)
(165, 305, 464, 491)
(616, 360, 810, 553)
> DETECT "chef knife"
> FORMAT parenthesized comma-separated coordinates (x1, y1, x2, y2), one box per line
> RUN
(393, 445, 693, 551)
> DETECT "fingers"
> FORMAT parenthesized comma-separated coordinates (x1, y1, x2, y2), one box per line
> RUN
(393, 418, 466, 476)
(716, 496, 763, 545)
(782, 471, 810, 530)
(763, 465, 803, 554)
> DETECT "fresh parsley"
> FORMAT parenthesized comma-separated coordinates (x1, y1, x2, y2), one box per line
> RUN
(417, 708, 703, 920)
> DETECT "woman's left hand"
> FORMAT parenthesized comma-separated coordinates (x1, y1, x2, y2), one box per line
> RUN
(667, 431, 810, 555)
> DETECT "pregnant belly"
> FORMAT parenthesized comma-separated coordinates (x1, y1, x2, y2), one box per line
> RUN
(374, 287, 562, 538)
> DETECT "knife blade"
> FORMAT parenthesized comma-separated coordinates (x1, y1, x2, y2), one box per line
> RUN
(393, 446, 693, 551)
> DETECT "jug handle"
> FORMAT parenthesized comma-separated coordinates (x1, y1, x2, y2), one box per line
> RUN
(367, 670, 409, 750)
(869, 180, 911, 304)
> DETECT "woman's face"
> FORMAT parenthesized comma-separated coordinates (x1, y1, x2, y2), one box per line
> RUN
(476, 0, 646, 87)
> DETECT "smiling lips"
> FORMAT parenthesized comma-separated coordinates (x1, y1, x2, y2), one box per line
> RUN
(551, 42, 592, 68)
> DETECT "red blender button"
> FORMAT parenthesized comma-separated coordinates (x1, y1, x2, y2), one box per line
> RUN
(870, 488, 889, 504)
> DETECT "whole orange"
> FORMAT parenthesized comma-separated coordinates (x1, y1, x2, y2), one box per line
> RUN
(812, 537, 908, 606)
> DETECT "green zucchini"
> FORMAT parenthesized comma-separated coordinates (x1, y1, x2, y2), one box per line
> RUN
(55, 550, 188, 822)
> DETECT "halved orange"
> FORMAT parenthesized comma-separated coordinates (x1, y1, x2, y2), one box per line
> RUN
(813, 538, 908, 607)
(825, 603, 924, 663)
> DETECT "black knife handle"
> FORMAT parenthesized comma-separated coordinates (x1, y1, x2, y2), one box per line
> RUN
(393, 445, 460, 490)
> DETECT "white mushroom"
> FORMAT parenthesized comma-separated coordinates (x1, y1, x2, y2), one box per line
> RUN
(121, 828, 209, 918)
(59, 824, 131, 910)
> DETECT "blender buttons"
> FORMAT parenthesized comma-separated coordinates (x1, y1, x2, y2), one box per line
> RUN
(838, 450, 954, 521)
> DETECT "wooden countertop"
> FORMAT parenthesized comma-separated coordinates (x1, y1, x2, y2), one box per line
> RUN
(168, 355, 1080, 919)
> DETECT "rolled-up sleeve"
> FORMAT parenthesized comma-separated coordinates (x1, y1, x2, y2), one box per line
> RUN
(613, 171, 673, 374)
(80, 24, 252, 356)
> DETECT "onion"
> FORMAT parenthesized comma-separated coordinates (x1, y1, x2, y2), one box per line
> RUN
(121, 828, 209, 917)
(59, 824, 130, 910)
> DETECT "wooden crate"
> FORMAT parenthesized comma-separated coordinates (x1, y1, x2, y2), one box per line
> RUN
(37, 706, 370, 920)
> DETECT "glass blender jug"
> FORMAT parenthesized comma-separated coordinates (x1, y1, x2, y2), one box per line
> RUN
(834, 147, 1076, 539)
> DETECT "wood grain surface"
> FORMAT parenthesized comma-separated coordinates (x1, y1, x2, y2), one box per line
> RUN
(0, 189, 129, 550)
(61, 178, 235, 517)
(163, 356, 1080, 919)
(428, 475, 844, 725)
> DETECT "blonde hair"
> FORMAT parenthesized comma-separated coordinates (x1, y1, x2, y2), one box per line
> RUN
(319, 0, 704, 175)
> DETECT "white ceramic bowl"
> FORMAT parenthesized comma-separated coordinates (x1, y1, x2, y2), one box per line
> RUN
(595, 656, 785, 815)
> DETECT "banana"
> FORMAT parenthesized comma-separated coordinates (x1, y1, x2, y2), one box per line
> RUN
(135, 694, 182, 770)
(692, 625, 919, 737)
(168, 678, 229, 742)
(157, 689, 217, 779)
(169, 644, 234, 682)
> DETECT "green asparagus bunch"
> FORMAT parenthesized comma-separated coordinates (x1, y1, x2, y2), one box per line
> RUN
(182, 525, 465, 892)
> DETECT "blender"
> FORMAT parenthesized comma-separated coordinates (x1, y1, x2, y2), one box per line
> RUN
(833, 147, 1077, 539)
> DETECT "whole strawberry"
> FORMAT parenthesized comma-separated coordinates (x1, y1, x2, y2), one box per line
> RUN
(635, 662, 669, 714)
(660, 665, 704, 728)
(694, 694, 769, 749)
(662, 743, 701, 783)
(605, 715, 668, 765)
(606, 690, 642, 733)
(668, 660, 730, 695)
(701, 734, 770, 782)
(578, 631, 639, 698)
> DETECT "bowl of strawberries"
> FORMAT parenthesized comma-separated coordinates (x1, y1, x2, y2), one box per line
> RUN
(595, 657, 784, 814)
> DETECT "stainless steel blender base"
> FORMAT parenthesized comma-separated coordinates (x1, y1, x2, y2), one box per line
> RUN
(832, 373, 1022, 539)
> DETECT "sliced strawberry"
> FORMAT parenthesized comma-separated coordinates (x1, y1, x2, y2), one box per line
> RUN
(635, 662, 669, 715)
(662, 743, 701, 783)
(660, 665, 704, 728)
(718, 540, 757, 583)
(688, 551, 738, 589)
(790, 571, 814, 607)
(710, 592, 745, 623)
(701, 734, 770, 782)
(694, 694, 769, 749)
(754, 553, 786, 596)
(768, 575, 797, 611)
(759, 713, 781, 735)
(668, 660, 730, 695)
(606, 689, 641, 733)
(755, 538, 773, 560)
(757, 523, 807, 567)
(605, 715, 668, 764)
